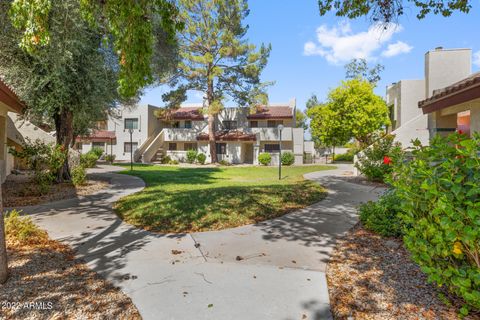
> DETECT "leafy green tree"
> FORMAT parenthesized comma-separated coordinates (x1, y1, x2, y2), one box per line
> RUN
(307, 103, 350, 156)
(318, 0, 472, 23)
(295, 109, 308, 130)
(345, 58, 384, 86)
(163, 0, 271, 163)
(0, 0, 120, 180)
(308, 79, 390, 149)
(7, 0, 182, 98)
(306, 94, 320, 110)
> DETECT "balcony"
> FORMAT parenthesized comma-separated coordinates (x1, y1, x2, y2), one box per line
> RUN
(162, 128, 200, 141)
(246, 127, 293, 141)
(161, 127, 295, 142)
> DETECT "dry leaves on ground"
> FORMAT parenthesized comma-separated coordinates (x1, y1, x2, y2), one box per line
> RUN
(2, 173, 108, 207)
(326, 224, 479, 320)
(1, 238, 141, 319)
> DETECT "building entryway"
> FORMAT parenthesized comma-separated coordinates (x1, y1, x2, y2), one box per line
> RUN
(243, 143, 254, 164)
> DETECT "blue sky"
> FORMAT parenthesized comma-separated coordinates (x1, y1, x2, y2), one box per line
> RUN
(141, 0, 480, 112)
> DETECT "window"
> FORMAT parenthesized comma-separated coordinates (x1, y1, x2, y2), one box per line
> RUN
(75, 142, 83, 151)
(124, 118, 139, 130)
(184, 143, 197, 151)
(264, 144, 280, 153)
(169, 143, 177, 151)
(216, 143, 227, 155)
(223, 120, 237, 130)
(250, 121, 258, 128)
(172, 121, 180, 128)
(267, 120, 283, 128)
(124, 142, 138, 153)
(184, 120, 192, 129)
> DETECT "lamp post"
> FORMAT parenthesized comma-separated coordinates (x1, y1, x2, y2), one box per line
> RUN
(129, 128, 133, 171)
(278, 124, 284, 180)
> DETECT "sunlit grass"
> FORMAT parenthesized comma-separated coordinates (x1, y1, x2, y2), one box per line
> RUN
(115, 164, 335, 233)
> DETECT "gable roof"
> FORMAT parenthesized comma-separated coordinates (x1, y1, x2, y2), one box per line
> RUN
(0, 79, 24, 113)
(76, 130, 116, 142)
(419, 72, 480, 113)
(247, 106, 293, 119)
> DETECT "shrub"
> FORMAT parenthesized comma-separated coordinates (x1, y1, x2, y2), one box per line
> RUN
(90, 147, 104, 158)
(34, 171, 55, 195)
(334, 149, 356, 162)
(169, 159, 179, 165)
(80, 152, 98, 168)
(359, 189, 403, 237)
(197, 153, 207, 165)
(355, 134, 402, 182)
(390, 133, 480, 314)
(5, 210, 48, 246)
(161, 155, 172, 164)
(105, 154, 116, 164)
(71, 165, 87, 186)
(186, 149, 198, 164)
(219, 159, 231, 166)
(281, 152, 295, 166)
(258, 152, 271, 166)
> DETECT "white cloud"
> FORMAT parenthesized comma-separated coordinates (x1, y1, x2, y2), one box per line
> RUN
(473, 51, 480, 67)
(303, 22, 410, 64)
(381, 41, 413, 57)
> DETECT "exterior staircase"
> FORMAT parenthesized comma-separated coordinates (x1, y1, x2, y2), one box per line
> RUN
(151, 148, 164, 163)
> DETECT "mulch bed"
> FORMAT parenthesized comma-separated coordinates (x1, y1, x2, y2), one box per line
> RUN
(2, 173, 108, 208)
(1, 238, 141, 319)
(326, 224, 479, 320)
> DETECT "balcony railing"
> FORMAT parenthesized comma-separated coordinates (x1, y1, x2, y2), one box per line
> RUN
(161, 127, 295, 142)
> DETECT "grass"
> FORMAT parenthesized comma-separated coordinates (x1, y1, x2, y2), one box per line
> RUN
(115, 164, 335, 233)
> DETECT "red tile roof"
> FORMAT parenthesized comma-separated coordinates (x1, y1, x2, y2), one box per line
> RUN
(197, 130, 256, 142)
(76, 130, 116, 142)
(162, 107, 205, 120)
(247, 106, 293, 119)
(419, 72, 480, 113)
(0, 79, 24, 113)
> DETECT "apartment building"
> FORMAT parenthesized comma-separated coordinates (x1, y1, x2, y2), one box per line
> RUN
(76, 99, 309, 165)
(386, 47, 473, 146)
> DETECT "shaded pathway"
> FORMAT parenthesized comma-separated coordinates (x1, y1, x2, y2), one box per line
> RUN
(16, 164, 384, 320)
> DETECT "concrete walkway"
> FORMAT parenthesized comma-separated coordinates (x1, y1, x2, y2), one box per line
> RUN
(17, 164, 384, 320)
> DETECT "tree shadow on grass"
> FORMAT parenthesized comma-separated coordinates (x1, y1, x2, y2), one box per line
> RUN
(115, 181, 327, 233)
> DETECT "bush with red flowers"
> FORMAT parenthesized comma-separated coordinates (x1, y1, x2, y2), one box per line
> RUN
(355, 134, 402, 182)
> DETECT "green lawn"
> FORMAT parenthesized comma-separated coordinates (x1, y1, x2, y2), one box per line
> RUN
(115, 164, 335, 233)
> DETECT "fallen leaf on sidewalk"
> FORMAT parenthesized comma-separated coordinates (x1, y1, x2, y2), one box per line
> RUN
(171, 249, 183, 255)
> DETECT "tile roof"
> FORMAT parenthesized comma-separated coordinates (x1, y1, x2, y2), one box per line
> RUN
(247, 106, 293, 119)
(419, 72, 480, 110)
(76, 130, 116, 142)
(0, 79, 24, 113)
(197, 130, 256, 142)
(164, 107, 205, 120)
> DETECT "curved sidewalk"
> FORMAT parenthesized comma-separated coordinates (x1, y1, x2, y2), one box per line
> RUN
(18, 164, 384, 320)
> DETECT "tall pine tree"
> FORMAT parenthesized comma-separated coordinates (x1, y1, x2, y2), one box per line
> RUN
(164, 0, 271, 163)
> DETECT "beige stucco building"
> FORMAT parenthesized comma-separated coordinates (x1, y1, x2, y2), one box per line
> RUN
(77, 99, 311, 165)
(387, 47, 474, 146)
(0, 80, 23, 183)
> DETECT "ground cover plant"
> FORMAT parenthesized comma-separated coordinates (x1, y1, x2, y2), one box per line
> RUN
(115, 164, 334, 233)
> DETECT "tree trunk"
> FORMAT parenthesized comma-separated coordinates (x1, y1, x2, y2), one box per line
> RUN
(54, 108, 73, 182)
(206, 78, 218, 163)
(208, 114, 217, 163)
(0, 185, 8, 284)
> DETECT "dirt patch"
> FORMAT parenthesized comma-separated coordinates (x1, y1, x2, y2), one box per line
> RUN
(1, 239, 140, 319)
(2, 173, 109, 207)
(326, 224, 478, 320)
